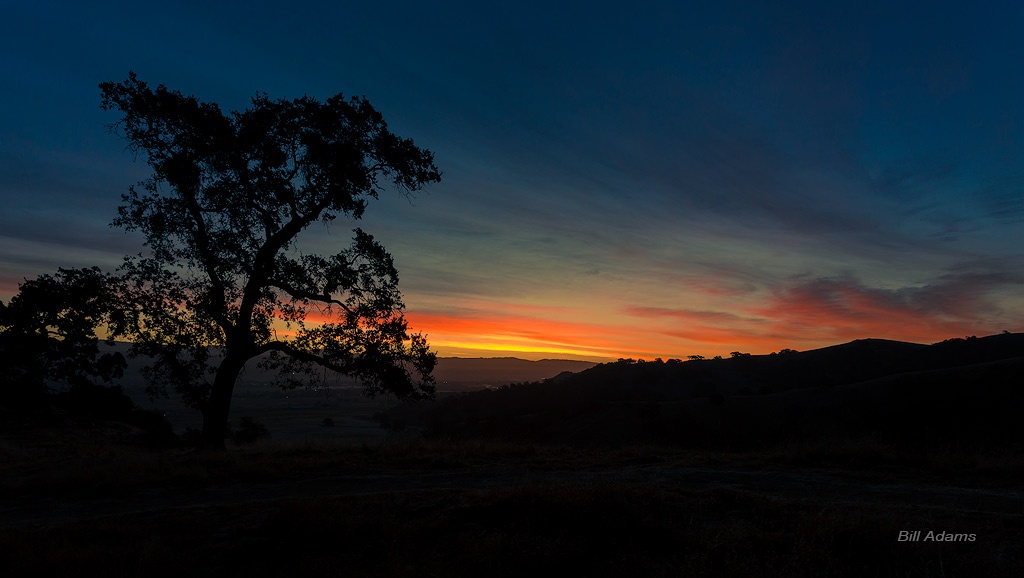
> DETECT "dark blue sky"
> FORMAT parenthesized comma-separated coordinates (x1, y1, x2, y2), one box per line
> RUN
(3, 1, 1023, 359)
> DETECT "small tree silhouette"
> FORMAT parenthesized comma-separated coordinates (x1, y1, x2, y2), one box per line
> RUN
(0, 267, 126, 410)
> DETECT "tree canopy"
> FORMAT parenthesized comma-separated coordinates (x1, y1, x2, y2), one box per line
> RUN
(0, 267, 127, 410)
(100, 73, 441, 448)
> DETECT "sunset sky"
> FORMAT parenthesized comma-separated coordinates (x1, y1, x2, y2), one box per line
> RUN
(3, 1, 1023, 361)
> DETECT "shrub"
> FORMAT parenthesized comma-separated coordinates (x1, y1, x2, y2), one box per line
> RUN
(230, 417, 270, 445)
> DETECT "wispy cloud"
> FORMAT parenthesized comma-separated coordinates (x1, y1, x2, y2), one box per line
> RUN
(618, 264, 1024, 356)
(749, 269, 1024, 345)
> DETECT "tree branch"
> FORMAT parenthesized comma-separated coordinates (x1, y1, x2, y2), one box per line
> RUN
(266, 278, 355, 316)
(257, 340, 353, 374)
(238, 195, 334, 334)
(180, 185, 232, 332)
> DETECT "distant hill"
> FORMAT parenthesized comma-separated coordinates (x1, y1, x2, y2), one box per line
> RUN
(105, 345, 597, 436)
(432, 357, 596, 391)
(401, 333, 1024, 449)
(537, 333, 1024, 397)
(103, 341, 595, 392)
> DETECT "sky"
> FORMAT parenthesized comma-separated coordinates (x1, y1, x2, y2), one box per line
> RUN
(2, 1, 1023, 361)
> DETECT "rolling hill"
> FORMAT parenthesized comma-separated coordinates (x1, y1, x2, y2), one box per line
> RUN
(400, 333, 1024, 449)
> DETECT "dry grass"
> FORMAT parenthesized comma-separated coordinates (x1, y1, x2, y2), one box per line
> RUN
(3, 477, 1021, 577)
(764, 435, 1024, 488)
(0, 414, 732, 497)
(5, 422, 1024, 498)
(3, 419, 1024, 577)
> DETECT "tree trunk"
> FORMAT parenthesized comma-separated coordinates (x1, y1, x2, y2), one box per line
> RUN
(199, 355, 246, 450)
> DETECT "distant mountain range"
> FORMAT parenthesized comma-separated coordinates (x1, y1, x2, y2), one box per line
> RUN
(431, 357, 596, 390)
(104, 342, 596, 391)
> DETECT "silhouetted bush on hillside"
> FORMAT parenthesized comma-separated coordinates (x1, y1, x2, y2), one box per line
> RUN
(52, 382, 178, 448)
(229, 417, 270, 445)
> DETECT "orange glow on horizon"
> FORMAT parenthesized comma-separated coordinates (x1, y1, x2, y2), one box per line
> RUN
(76, 278, 1021, 363)
(285, 284, 1021, 361)
(403, 311, 640, 361)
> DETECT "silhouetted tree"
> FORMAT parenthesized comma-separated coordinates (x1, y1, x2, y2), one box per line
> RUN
(100, 73, 440, 449)
(0, 267, 127, 410)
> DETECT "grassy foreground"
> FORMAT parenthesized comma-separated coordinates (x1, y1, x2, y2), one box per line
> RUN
(5, 480, 1020, 578)
(1, 420, 1023, 577)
